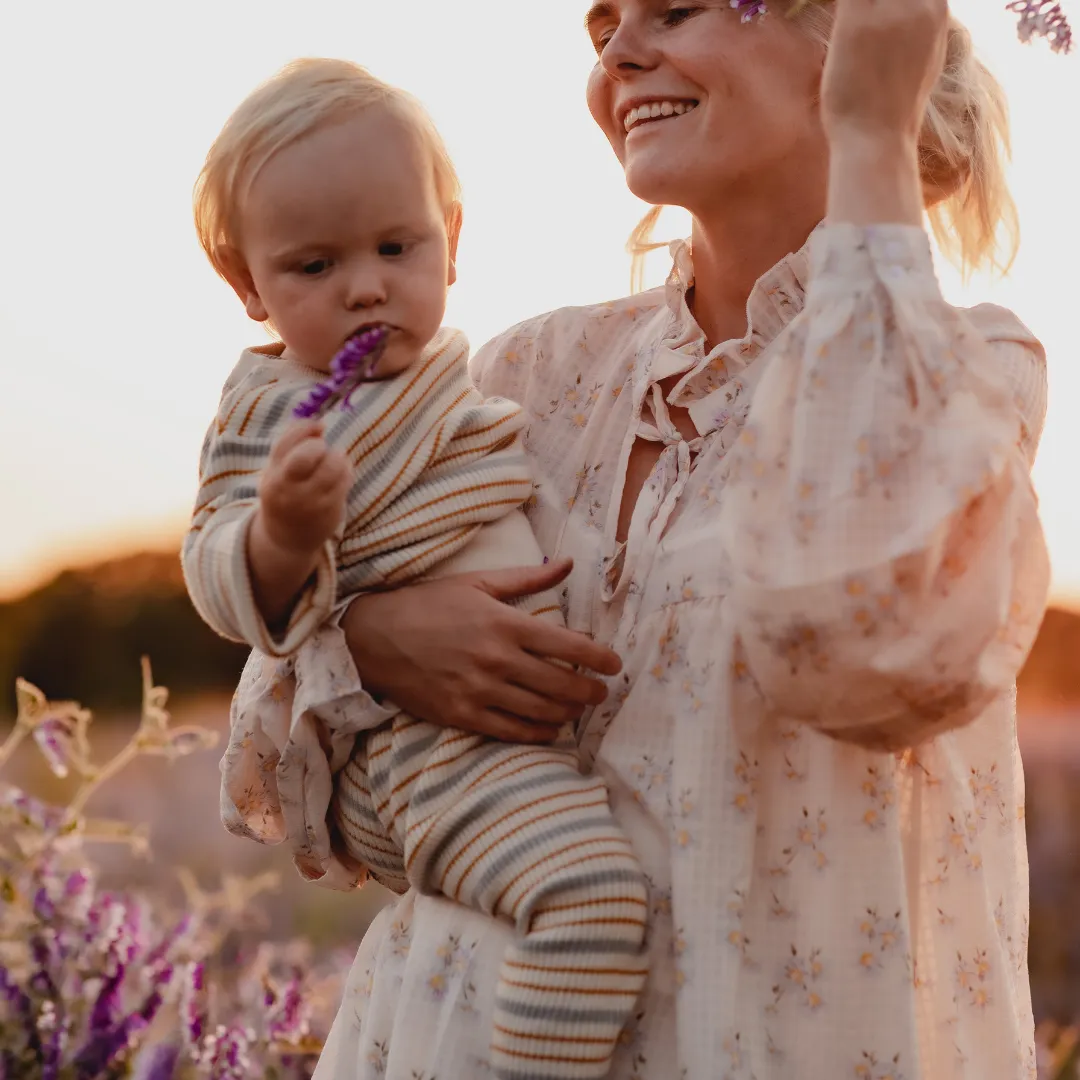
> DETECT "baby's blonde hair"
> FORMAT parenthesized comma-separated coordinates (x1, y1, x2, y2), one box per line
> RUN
(629, 9, 1017, 291)
(194, 57, 462, 278)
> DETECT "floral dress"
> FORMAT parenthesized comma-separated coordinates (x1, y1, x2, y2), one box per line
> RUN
(312, 224, 1049, 1080)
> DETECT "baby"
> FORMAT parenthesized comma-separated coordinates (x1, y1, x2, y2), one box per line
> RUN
(182, 59, 647, 1079)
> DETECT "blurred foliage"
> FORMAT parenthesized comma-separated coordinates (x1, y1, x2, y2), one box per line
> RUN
(3, 548, 1080, 719)
(0, 553, 248, 716)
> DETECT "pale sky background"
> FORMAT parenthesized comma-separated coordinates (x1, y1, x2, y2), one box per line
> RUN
(0, 1, 1077, 601)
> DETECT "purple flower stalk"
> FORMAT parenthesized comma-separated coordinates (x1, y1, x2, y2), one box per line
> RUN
(1007, 0, 1074, 52)
(731, 0, 768, 20)
(293, 326, 389, 419)
(736, 0, 1073, 51)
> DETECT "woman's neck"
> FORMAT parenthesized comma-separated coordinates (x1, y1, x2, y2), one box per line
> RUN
(687, 191, 824, 349)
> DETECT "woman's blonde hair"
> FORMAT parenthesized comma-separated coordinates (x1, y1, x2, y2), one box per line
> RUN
(629, 9, 1017, 291)
(194, 57, 462, 278)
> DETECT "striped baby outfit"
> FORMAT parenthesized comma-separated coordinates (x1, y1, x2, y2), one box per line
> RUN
(186, 328, 648, 1080)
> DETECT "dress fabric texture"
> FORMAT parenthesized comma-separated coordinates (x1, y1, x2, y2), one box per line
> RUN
(311, 224, 1049, 1080)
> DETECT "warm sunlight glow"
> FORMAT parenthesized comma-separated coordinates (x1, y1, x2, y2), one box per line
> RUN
(1, 0, 1077, 600)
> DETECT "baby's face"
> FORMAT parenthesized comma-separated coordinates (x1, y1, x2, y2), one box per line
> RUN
(234, 109, 456, 376)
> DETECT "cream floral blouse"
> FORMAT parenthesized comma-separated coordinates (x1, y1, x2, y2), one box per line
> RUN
(312, 223, 1050, 1080)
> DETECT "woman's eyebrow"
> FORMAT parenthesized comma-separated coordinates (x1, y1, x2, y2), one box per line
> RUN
(584, 2, 615, 31)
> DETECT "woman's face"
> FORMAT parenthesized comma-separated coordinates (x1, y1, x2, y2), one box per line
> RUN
(585, 1, 829, 216)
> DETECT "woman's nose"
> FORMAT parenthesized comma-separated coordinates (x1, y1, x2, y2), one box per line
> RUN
(598, 18, 659, 78)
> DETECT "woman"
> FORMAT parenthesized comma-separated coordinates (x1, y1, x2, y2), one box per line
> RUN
(314, 0, 1050, 1076)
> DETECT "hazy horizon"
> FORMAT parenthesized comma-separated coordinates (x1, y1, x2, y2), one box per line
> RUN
(3, 1, 1078, 603)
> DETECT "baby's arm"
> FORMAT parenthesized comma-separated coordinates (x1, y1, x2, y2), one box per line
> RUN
(182, 399, 350, 656)
(247, 419, 351, 630)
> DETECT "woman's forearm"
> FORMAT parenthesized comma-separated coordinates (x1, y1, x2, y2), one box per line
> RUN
(826, 134, 925, 229)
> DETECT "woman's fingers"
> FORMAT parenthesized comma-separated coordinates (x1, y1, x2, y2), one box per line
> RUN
(466, 709, 563, 744)
(511, 617, 623, 679)
(495, 648, 612, 708)
(470, 559, 575, 603)
(484, 679, 582, 726)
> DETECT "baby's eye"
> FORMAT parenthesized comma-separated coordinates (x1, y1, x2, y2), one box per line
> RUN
(299, 258, 331, 276)
(379, 241, 409, 258)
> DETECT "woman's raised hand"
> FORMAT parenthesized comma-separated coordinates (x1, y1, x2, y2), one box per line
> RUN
(818, 0, 948, 226)
(340, 559, 623, 743)
(820, 0, 948, 145)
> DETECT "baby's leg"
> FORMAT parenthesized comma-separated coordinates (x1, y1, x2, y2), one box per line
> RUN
(333, 724, 412, 894)
(402, 739, 648, 1080)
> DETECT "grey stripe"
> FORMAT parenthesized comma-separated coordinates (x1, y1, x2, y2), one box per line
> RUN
(473, 814, 619, 895)
(387, 727, 442, 774)
(336, 784, 381, 823)
(207, 438, 273, 466)
(524, 867, 647, 918)
(494, 999, 631, 1026)
(338, 364, 469, 510)
(409, 762, 579, 863)
(513, 936, 645, 957)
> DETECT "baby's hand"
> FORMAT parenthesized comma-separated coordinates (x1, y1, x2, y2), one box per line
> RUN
(257, 420, 351, 555)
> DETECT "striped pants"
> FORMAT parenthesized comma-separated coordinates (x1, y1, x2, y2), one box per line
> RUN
(331, 716, 649, 1079)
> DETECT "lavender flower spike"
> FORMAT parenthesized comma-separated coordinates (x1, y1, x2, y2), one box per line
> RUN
(1007, 0, 1074, 52)
(293, 325, 389, 419)
(731, 0, 768, 20)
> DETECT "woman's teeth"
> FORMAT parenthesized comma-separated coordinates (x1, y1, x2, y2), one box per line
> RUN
(623, 100, 698, 133)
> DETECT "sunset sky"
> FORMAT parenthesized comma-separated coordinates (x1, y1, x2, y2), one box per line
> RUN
(1, 1, 1077, 601)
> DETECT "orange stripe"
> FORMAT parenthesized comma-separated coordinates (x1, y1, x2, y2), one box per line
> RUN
(529, 915, 647, 932)
(492, 1025, 615, 1046)
(406, 750, 573, 869)
(237, 384, 276, 437)
(528, 895, 649, 916)
(345, 337, 461, 457)
(501, 960, 646, 977)
(498, 977, 639, 998)
(500, 844, 634, 916)
(342, 479, 532, 553)
(217, 378, 280, 434)
(447, 411, 522, 441)
(442, 792, 612, 891)
(490, 1044, 615, 1065)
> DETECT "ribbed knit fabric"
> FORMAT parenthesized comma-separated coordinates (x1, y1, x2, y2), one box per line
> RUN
(333, 677, 649, 1079)
(183, 327, 534, 657)
(189, 327, 648, 1077)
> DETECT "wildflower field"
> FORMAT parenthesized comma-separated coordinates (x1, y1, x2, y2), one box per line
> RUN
(4, 658, 1080, 1078)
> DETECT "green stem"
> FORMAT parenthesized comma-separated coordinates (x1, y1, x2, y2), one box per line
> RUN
(0, 722, 30, 774)
(64, 738, 142, 821)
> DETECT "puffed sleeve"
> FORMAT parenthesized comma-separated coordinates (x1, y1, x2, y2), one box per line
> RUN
(718, 224, 1050, 751)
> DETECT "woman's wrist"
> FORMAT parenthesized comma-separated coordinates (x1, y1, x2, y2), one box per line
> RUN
(825, 131, 924, 229)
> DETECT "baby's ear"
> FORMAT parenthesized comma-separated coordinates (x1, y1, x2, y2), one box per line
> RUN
(445, 202, 463, 287)
(218, 246, 269, 323)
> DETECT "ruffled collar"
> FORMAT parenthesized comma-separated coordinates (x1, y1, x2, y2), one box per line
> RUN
(649, 229, 816, 435)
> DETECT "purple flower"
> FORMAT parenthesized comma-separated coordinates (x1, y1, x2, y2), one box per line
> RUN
(267, 969, 307, 1044)
(731, 0, 768, 20)
(134, 1042, 181, 1080)
(293, 326, 389, 419)
(1007, 0, 1074, 52)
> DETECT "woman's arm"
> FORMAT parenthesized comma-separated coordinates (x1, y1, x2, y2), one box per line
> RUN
(719, 228, 1048, 750)
(340, 559, 623, 742)
(715, 0, 1050, 750)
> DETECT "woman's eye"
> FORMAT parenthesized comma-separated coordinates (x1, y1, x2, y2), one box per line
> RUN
(299, 258, 330, 276)
(664, 6, 698, 25)
(379, 241, 407, 258)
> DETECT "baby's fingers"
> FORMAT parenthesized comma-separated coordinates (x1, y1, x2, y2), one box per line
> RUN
(271, 419, 324, 461)
(280, 437, 331, 484)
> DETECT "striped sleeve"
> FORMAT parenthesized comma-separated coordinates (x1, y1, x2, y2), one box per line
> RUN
(181, 363, 337, 657)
